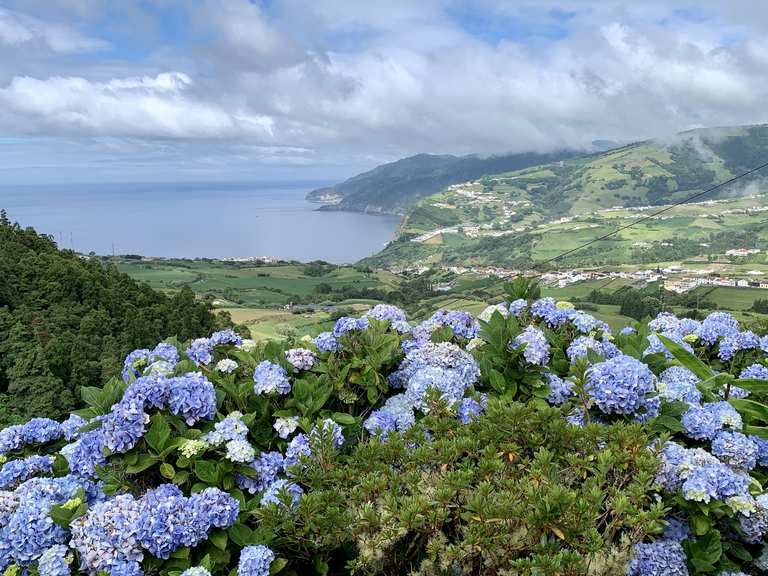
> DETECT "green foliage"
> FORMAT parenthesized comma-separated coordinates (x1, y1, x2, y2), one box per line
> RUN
(259, 399, 664, 575)
(0, 213, 222, 425)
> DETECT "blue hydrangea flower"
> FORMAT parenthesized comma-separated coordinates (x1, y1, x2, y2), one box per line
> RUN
(620, 326, 636, 336)
(545, 373, 574, 405)
(649, 312, 682, 334)
(38, 544, 70, 576)
(382, 394, 416, 432)
(260, 478, 303, 508)
(22, 418, 63, 445)
(511, 326, 550, 366)
(152, 342, 179, 364)
(508, 298, 527, 316)
(238, 545, 275, 576)
(644, 332, 693, 359)
(123, 343, 179, 382)
(567, 310, 606, 334)
(238, 451, 285, 494)
(657, 366, 701, 405)
(628, 539, 688, 576)
(457, 396, 485, 424)
(186, 338, 213, 366)
(406, 366, 473, 412)
(314, 331, 340, 353)
(681, 405, 719, 440)
(60, 414, 87, 441)
(364, 409, 398, 439)
(190, 487, 239, 529)
(122, 373, 170, 410)
(135, 485, 193, 559)
(121, 348, 151, 383)
(0, 425, 24, 455)
(284, 433, 311, 472)
(585, 355, 656, 415)
(253, 361, 291, 395)
(60, 429, 106, 478)
(711, 431, 758, 470)
(204, 412, 248, 446)
(740, 363, 768, 380)
(365, 304, 408, 324)
(209, 329, 242, 347)
(333, 316, 364, 337)
(392, 342, 479, 398)
(565, 336, 603, 363)
(431, 310, 479, 339)
(0, 455, 54, 490)
(167, 373, 217, 425)
(697, 311, 740, 346)
(530, 297, 568, 327)
(69, 494, 143, 573)
(751, 435, 768, 467)
(738, 494, 768, 543)
(101, 401, 148, 453)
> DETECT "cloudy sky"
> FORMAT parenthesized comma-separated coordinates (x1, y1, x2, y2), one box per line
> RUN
(1, 0, 768, 184)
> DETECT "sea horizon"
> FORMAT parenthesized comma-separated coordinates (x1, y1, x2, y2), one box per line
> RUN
(0, 180, 401, 264)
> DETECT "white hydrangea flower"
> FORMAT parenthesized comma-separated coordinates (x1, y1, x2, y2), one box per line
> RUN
(216, 359, 238, 374)
(179, 439, 208, 458)
(237, 339, 257, 352)
(225, 439, 255, 463)
(478, 303, 508, 322)
(273, 416, 300, 439)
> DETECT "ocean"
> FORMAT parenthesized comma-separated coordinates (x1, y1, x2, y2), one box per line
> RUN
(0, 181, 401, 264)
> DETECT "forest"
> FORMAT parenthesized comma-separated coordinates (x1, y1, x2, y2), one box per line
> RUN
(0, 212, 225, 426)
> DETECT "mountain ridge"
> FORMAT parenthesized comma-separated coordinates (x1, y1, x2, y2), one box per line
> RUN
(360, 123, 768, 269)
(307, 150, 578, 214)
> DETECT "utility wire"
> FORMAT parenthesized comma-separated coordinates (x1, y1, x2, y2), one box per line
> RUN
(535, 159, 768, 268)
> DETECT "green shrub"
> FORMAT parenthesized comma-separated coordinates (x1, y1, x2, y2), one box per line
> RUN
(259, 399, 664, 575)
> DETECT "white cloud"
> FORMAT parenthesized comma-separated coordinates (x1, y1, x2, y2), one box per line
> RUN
(0, 7, 107, 53)
(0, 72, 274, 139)
(2, 0, 768, 176)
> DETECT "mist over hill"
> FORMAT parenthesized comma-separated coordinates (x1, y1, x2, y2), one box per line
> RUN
(361, 124, 768, 269)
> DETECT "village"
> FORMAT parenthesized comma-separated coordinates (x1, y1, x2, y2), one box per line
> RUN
(386, 258, 768, 294)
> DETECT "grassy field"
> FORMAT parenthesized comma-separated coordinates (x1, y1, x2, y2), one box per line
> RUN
(116, 259, 399, 307)
(116, 256, 766, 342)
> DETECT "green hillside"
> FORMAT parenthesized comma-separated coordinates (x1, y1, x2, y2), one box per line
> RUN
(307, 150, 575, 214)
(0, 213, 224, 426)
(364, 124, 768, 269)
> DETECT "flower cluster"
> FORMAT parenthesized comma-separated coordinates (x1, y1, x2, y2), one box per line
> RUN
(1, 475, 99, 570)
(284, 348, 317, 372)
(122, 342, 179, 383)
(185, 329, 242, 366)
(512, 326, 550, 366)
(253, 361, 291, 395)
(585, 355, 657, 417)
(628, 538, 689, 576)
(0, 418, 64, 456)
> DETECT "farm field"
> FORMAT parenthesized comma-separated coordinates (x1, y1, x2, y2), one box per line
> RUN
(115, 256, 767, 341)
(115, 258, 399, 307)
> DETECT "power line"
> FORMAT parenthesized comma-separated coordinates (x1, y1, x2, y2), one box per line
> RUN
(535, 159, 768, 268)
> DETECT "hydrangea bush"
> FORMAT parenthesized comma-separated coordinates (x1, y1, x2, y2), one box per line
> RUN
(1, 290, 767, 575)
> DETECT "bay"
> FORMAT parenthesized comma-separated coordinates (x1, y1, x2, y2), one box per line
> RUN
(0, 181, 400, 264)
